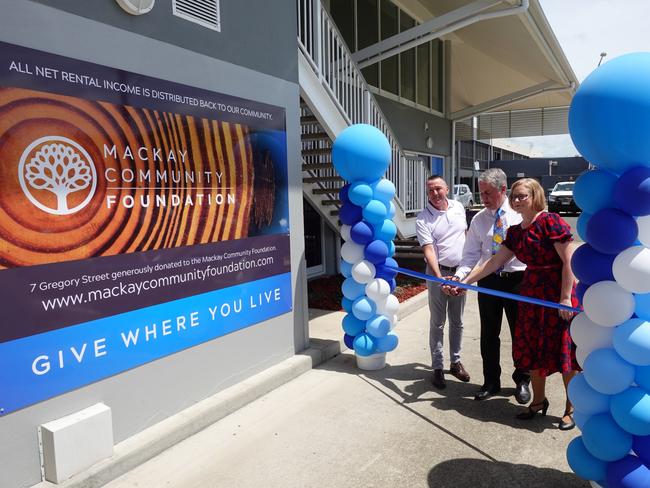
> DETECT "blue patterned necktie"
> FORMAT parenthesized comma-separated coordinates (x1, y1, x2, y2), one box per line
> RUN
(492, 209, 506, 274)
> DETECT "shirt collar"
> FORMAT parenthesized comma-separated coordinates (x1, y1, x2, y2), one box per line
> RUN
(427, 198, 450, 214)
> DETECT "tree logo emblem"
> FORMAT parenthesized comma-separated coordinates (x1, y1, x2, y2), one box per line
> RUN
(18, 136, 97, 215)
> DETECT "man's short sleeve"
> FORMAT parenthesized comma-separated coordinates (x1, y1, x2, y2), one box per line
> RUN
(415, 215, 433, 247)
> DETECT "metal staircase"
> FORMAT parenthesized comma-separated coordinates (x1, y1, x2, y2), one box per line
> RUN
(297, 0, 430, 237)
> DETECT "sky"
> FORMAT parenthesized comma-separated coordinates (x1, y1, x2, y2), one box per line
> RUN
(493, 0, 650, 157)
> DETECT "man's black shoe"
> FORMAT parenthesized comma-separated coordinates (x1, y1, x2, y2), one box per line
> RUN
(474, 384, 500, 401)
(514, 381, 531, 404)
(432, 369, 446, 389)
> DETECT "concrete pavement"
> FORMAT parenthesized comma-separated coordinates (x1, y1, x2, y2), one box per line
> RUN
(100, 290, 588, 488)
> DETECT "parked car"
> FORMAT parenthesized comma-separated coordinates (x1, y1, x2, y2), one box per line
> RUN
(548, 181, 579, 214)
(453, 184, 474, 208)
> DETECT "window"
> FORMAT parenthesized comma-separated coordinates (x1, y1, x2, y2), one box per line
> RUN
(380, 0, 399, 95)
(416, 43, 430, 107)
(330, 0, 356, 51)
(399, 11, 416, 102)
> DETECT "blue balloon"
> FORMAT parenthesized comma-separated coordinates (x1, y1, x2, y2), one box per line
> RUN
(577, 212, 593, 242)
(635, 293, 650, 321)
(342, 277, 366, 300)
(374, 219, 397, 242)
(341, 297, 353, 313)
(568, 52, 650, 173)
(387, 240, 396, 257)
(633, 435, 650, 466)
(363, 199, 388, 224)
(571, 243, 616, 285)
(353, 332, 377, 356)
(574, 410, 591, 431)
(340, 260, 353, 278)
(343, 313, 366, 336)
(389, 278, 397, 293)
(376, 331, 399, 352)
(366, 315, 390, 338)
(350, 221, 374, 245)
(582, 413, 633, 462)
(339, 201, 363, 226)
(343, 333, 355, 349)
(365, 240, 389, 264)
(583, 348, 635, 395)
(574, 170, 619, 214)
(567, 436, 608, 481)
(610, 387, 650, 436)
(348, 182, 374, 207)
(339, 184, 350, 203)
(372, 178, 396, 203)
(576, 281, 589, 305)
(613, 318, 650, 366)
(614, 166, 650, 217)
(586, 208, 638, 255)
(606, 454, 650, 488)
(331, 124, 391, 183)
(568, 373, 611, 416)
(352, 296, 376, 321)
(636, 365, 650, 392)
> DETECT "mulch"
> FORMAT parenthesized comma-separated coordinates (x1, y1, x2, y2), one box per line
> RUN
(307, 274, 426, 311)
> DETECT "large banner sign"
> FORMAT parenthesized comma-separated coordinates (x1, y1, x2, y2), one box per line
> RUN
(0, 42, 291, 415)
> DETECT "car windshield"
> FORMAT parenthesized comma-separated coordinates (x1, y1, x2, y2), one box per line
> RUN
(553, 182, 574, 192)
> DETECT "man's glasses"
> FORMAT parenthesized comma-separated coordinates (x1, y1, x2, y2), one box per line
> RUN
(511, 193, 530, 201)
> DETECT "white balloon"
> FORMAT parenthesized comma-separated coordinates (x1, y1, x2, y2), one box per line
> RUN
(570, 312, 614, 354)
(583, 280, 635, 327)
(351, 260, 376, 284)
(365, 278, 391, 302)
(376, 294, 399, 316)
(613, 245, 650, 293)
(576, 347, 589, 368)
(638, 215, 650, 248)
(390, 314, 398, 330)
(340, 241, 364, 264)
(340, 224, 352, 242)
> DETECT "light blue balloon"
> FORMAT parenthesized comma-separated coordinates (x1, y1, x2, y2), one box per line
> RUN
(566, 436, 608, 481)
(613, 318, 650, 366)
(574, 410, 591, 431)
(352, 296, 376, 321)
(568, 52, 650, 173)
(374, 219, 397, 242)
(365, 315, 390, 338)
(353, 332, 377, 356)
(363, 199, 388, 224)
(574, 170, 619, 214)
(582, 413, 633, 461)
(331, 124, 391, 183)
(348, 182, 374, 207)
(568, 373, 611, 415)
(376, 332, 399, 352)
(387, 240, 396, 257)
(340, 259, 353, 278)
(372, 178, 396, 203)
(342, 313, 366, 337)
(635, 293, 650, 321)
(610, 387, 650, 436)
(577, 212, 592, 242)
(387, 201, 396, 219)
(342, 277, 365, 300)
(583, 348, 636, 395)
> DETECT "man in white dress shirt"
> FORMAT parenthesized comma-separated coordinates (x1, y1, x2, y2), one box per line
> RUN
(416, 175, 470, 389)
(451, 168, 530, 403)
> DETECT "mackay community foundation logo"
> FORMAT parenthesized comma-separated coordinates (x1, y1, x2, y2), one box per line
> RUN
(18, 136, 97, 215)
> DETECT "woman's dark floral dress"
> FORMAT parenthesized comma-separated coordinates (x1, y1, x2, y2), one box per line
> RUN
(503, 212, 580, 376)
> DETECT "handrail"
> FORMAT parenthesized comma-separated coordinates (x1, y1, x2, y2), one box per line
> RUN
(297, 0, 427, 214)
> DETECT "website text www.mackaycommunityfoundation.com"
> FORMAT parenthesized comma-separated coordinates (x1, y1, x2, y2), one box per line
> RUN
(40, 257, 275, 311)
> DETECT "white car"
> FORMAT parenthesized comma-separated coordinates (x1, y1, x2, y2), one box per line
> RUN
(548, 181, 578, 214)
(453, 184, 474, 208)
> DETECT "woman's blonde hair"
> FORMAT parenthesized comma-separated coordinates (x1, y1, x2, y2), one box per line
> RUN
(509, 178, 546, 212)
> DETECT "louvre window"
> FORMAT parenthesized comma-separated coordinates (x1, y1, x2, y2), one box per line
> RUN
(173, 0, 221, 32)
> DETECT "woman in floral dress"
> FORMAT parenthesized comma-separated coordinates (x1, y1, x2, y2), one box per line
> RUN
(460, 178, 579, 430)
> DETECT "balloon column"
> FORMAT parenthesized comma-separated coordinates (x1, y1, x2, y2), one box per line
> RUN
(566, 53, 650, 488)
(331, 124, 400, 367)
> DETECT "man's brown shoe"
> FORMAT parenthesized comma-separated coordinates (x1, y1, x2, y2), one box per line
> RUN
(450, 362, 470, 382)
(432, 369, 446, 389)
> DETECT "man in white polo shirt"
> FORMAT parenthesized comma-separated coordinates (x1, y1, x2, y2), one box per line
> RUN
(416, 175, 470, 389)
(451, 168, 530, 403)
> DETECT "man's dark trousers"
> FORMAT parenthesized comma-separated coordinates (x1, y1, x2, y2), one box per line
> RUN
(477, 272, 529, 387)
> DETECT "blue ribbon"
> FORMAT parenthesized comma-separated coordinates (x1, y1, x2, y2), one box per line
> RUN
(396, 267, 582, 314)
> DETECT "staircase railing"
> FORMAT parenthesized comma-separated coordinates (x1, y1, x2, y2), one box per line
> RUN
(297, 0, 427, 214)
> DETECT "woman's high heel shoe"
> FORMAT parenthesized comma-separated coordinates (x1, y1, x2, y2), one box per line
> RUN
(516, 398, 549, 420)
(559, 409, 576, 431)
